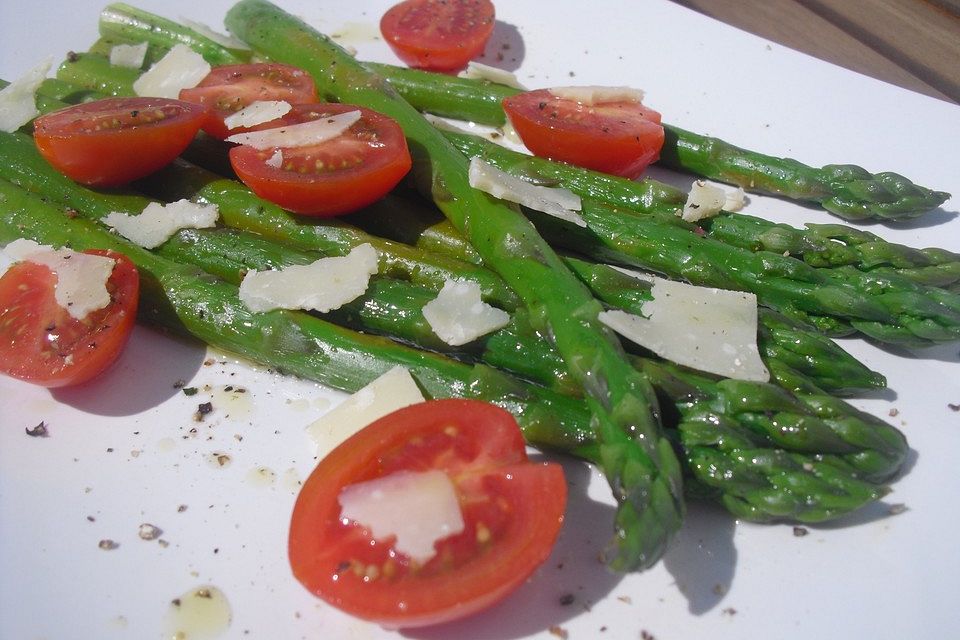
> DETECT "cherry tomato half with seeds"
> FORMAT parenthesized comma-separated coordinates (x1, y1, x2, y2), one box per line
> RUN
(179, 63, 318, 140)
(33, 97, 208, 187)
(289, 399, 567, 628)
(503, 88, 665, 179)
(0, 249, 139, 387)
(228, 103, 413, 216)
(380, 0, 496, 72)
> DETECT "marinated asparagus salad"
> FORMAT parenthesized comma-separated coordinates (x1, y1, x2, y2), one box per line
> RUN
(0, 0, 955, 631)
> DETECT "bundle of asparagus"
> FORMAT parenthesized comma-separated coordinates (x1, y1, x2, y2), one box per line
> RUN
(2, 0, 948, 576)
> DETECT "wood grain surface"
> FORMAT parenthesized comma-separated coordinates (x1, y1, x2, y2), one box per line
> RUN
(672, 0, 960, 103)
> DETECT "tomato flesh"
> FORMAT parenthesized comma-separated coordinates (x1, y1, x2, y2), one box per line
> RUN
(33, 97, 208, 187)
(503, 88, 665, 179)
(179, 63, 318, 140)
(229, 103, 412, 216)
(289, 399, 567, 628)
(0, 249, 139, 387)
(380, 0, 496, 71)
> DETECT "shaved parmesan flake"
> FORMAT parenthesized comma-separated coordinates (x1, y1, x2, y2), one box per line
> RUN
(223, 100, 292, 130)
(306, 366, 425, 458)
(180, 17, 252, 50)
(0, 57, 52, 133)
(548, 85, 645, 105)
(226, 110, 360, 150)
(422, 279, 510, 346)
(265, 149, 283, 168)
(468, 158, 586, 227)
(109, 42, 148, 69)
(725, 187, 747, 212)
(599, 275, 769, 381)
(339, 469, 465, 564)
(458, 61, 526, 89)
(3, 239, 115, 320)
(680, 180, 727, 222)
(133, 44, 211, 99)
(102, 199, 219, 249)
(239, 243, 378, 313)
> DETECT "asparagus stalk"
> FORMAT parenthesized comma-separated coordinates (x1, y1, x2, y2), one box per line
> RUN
(0, 71, 905, 524)
(48, 58, 960, 349)
(53, 48, 960, 292)
(0, 115, 884, 397)
(22, 4, 691, 569)
(160, 226, 904, 497)
(0, 178, 592, 455)
(364, 63, 951, 222)
(355, 200, 886, 396)
(0, 174, 900, 521)
(224, 0, 690, 571)
(381, 185, 960, 347)
(442, 130, 960, 290)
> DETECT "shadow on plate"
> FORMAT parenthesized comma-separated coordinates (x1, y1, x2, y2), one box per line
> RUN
(662, 500, 738, 615)
(402, 457, 623, 640)
(50, 326, 207, 416)
(479, 20, 525, 72)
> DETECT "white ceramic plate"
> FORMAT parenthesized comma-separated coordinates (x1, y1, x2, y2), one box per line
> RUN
(2, 1, 959, 638)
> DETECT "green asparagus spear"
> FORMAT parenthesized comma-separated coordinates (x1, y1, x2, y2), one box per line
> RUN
(354, 201, 886, 395)
(0, 112, 884, 397)
(0, 177, 592, 455)
(379, 185, 960, 347)
(99, 2, 248, 66)
(60, 21, 960, 336)
(225, 0, 688, 571)
(442, 130, 960, 290)
(159, 225, 903, 497)
(366, 61, 951, 221)
(0, 175, 899, 521)
(52, 46, 960, 291)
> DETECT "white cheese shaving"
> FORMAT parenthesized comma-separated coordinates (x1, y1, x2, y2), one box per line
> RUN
(548, 85, 645, 105)
(238, 243, 378, 313)
(306, 366, 425, 459)
(422, 279, 510, 346)
(468, 157, 586, 227)
(223, 100, 292, 130)
(2, 239, 115, 320)
(133, 44, 211, 99)
(0, 57, 52, 133)
(680, 180, 727, 222)
(598, 274, 769, 382)
(102, 199, 219, 249)
(338, 469, 465, 564)
(265, 149, 284, 168)
(109, 42, 149, 69)
(725, 187, 747, 212)
(180, 17, 252, 51)
(225, 110, 361, 150)
(458, 61, 526, 89)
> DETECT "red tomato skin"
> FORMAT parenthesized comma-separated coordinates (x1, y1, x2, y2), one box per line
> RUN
(33, 98, 208, 187)
(503, 89, 665, 179)
(179, 63, 318, 139)
(229, 103, 412, 216)
(380, 0, 496, 71)
(288, 399, 567, 628)
(0, 249, 139, 388)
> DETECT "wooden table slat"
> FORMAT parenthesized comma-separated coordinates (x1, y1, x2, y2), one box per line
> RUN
(672, 0, 959, 103)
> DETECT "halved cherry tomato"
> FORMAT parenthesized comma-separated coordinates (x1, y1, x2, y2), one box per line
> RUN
(179, 63, 318, 140)
(229, 103, 412, 216)
(33, 97, 208, 187)
(289, 399, 566, 628)
(380, 0, 496, 72)
(503, 88, 665, 179)
(0, 249, 139, 387)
